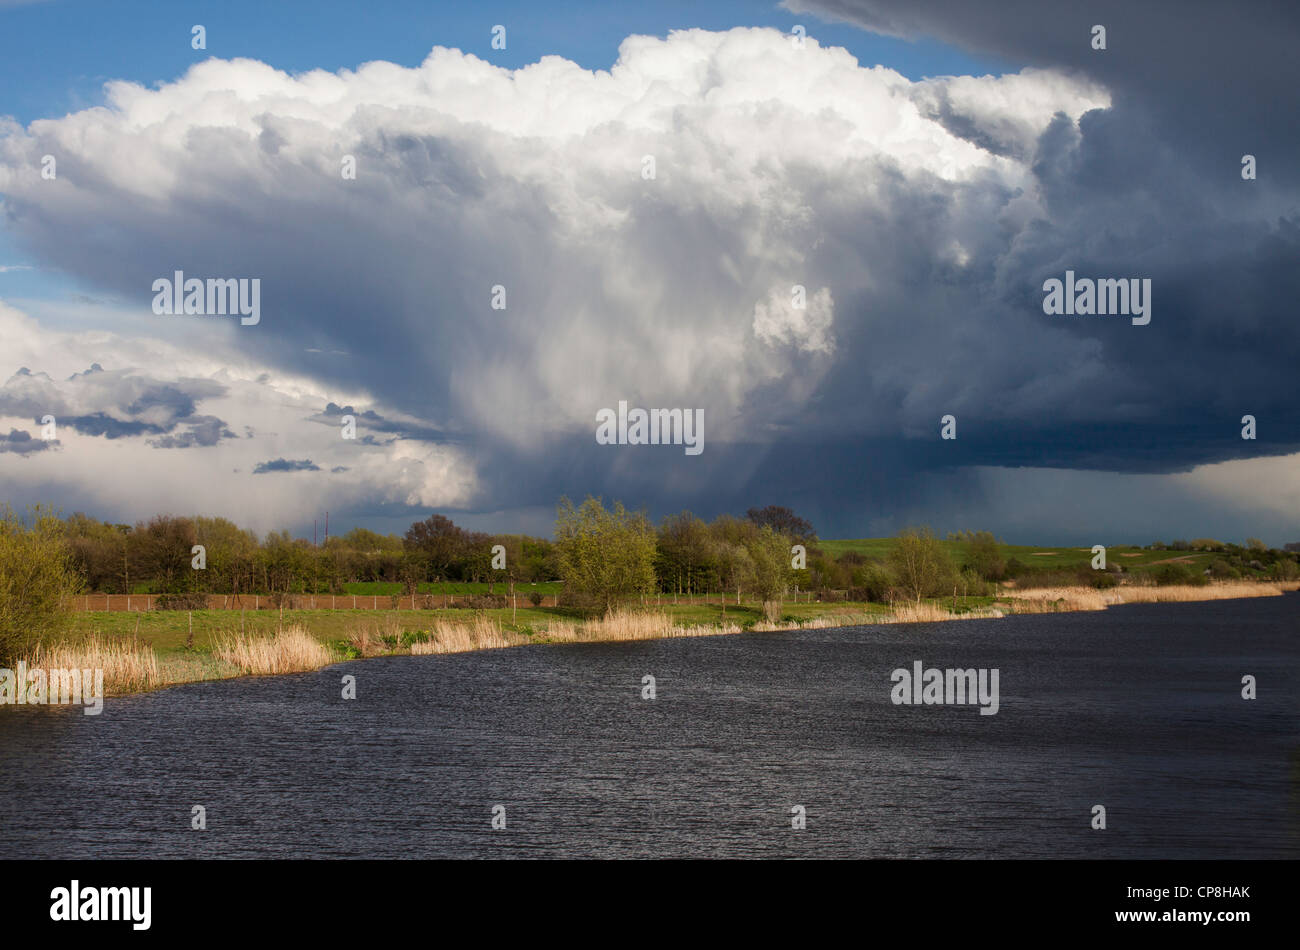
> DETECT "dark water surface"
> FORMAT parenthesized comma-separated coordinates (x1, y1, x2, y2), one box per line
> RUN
(2, 595, 1297, 858)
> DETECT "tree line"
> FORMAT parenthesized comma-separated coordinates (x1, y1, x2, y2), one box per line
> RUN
(46, 502, 820, 600)
(27, 505, 1300, 606)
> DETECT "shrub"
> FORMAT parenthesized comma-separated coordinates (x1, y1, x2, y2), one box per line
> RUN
(1013, 569, 1082, 589)
(329, 639, 363, 660)
(856, 563, 894, 601)
(528, 591, 544, 606)
(0, 505, 82, 663)
(1149, 563, 1208, 586)
(155, 592, 210, 610)
(1208, 559, 1241, 580)
(958, 568, 993, 597)
(457, 594, 507, 609)
(1268, 560, 1299, 581)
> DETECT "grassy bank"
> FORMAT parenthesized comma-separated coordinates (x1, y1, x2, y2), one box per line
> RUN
(12, 580, 1296, 699)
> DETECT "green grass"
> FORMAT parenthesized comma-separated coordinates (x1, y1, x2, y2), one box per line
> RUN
(341, 580, 562, 596)
(66, 597, 919, 658)
(816, 539, 1211, 573)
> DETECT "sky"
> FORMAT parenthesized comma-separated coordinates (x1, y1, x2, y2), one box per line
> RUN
(0, 0, 1297, 546)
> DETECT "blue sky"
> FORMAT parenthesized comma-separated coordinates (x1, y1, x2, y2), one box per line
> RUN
(0, 0, 1008, 303)
(0, 0, 1007, 125)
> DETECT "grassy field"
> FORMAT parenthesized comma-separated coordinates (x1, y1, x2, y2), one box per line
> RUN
(817, 538, 1213, 573)
(341, 580, 563, 596)
(67, 598, 918, 657)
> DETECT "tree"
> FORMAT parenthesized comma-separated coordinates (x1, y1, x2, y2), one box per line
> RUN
(965, 530, 1006, 581)
(655, 511, 716, 594)
(65, 512, 130, 593)
(403, 514, 466, 581)
(887, 527, 956, 605)
(745, 525, 793, 621)
(192, 515, 258, 595)
(129, 515, 196, 593)
(745, 505, 817, 544)
(712, 540, 754, 608)
(0, 504, 82, 662)
(554, 497, 656, 614)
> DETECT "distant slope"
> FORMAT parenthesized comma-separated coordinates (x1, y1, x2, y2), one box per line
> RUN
(818, 539, 1212, 574)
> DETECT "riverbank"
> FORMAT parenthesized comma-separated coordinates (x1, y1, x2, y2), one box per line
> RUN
(11, 580, 1298, 699)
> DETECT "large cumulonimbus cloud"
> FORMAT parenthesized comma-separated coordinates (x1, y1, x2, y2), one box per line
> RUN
(0, 21, 1296, 538)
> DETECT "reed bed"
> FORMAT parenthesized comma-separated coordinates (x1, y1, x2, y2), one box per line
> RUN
(559, 610, 742, 641)
(411, 615, 523, 654)
(213, 625, 334, 675)
(411, 611, 746, 653)
(752, 611, 888, 631)
(1112, 581, 1297, 603)
(27, 634, 162, 694)
(1001, 588, 1114, 613)
(1003, 580, 1297, 613)
(885, 603, 1006, 623)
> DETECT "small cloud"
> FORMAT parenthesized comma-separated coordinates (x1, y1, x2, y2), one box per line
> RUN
(253, 458, 321, 474)
(0, 428, 55, 454)
(147, 416, 236, 448)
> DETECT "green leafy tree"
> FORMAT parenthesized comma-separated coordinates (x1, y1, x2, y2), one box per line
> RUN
(403, 514, 466, 581)
(0, 504, 82, 662)
(654, 511, 716, 594)
(554, 496, 656, 614)
(965, 530, 1007, 581)
(887, 526, 956, 604)
(745, 525, 793, 620)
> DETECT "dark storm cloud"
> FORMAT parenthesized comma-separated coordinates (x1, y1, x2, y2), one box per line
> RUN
(780, 0, 1300, 457)
(787, 0, 1300, 184)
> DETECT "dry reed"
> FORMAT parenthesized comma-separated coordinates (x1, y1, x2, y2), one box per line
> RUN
(411, 615, 522, 654)
(27, 634, 162, 694)
(885, 602, 1005, 623)
(213, 625, 334, 675)
(1003, 580, 1297, 613)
